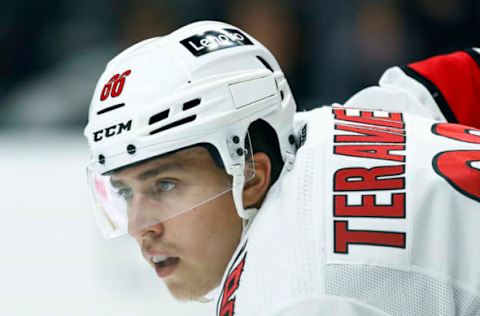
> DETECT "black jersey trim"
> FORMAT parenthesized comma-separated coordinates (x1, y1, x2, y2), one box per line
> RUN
(400, 65, 458, 123)
(464, 48, 480, 68)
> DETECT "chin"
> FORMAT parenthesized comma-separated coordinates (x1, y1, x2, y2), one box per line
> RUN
(165, 278, 213, 302)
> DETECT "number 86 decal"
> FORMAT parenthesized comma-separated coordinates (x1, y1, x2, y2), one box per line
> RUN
(100, 70, 131, 101)
(432, 123, 480, 202)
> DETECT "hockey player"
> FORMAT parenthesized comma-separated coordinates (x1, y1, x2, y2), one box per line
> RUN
(84, 21, 480, 315)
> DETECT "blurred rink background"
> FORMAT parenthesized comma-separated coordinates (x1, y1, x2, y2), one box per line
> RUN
(0, 0, 478, 315)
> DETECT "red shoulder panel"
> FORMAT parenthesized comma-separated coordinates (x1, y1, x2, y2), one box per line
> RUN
(408, 50, 480, 129)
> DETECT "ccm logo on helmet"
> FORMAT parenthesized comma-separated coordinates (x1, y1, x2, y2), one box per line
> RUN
(180, 28, 253, 57)
(93, 120, 132, 142)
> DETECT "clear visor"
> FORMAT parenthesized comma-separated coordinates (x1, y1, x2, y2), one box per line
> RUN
(87, 140, 254, 239)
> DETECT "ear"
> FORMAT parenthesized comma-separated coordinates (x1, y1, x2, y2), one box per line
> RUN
(243, 152, 272, 209)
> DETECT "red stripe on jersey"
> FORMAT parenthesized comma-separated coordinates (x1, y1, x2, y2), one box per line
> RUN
(408, 50, 480, 129)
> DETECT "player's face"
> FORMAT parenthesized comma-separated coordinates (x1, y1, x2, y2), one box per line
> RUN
(110, 146, 243, 300)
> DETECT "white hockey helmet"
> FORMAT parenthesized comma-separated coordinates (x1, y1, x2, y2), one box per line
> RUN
(84, 21, 297, 239)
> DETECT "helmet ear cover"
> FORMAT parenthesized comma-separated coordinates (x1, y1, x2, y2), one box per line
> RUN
(201, 120, 284, 186)
(200, 120, 284, 188)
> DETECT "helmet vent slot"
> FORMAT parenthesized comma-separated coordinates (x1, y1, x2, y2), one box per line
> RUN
(150, 115, 197, 135)
(256, 56, 274, 72)
(183, 98, 201, 111)
(97, 103, 125, 115)
(148, 109, 170, 125)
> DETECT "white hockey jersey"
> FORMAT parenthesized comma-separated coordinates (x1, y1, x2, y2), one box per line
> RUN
(215, 106, 480, 316)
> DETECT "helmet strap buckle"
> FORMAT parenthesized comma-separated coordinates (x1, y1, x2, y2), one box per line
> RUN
(284, 151, 295, 171)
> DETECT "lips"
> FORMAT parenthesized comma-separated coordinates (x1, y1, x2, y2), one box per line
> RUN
(154, 257, 180, 278)
(142, 244, 180, 278)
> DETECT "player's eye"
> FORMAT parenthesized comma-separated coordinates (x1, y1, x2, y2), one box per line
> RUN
(155, 181, 176, 193)
(150, 180, 176, 201)
(116, 188, 134, 201)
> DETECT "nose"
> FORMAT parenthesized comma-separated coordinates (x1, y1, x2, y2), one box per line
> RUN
(127, 194, 164, 239)
(129, 221, 164, 240)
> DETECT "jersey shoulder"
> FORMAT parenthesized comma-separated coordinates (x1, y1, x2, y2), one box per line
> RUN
(345, 48, 480, 129)
(216, 106, 480, 315)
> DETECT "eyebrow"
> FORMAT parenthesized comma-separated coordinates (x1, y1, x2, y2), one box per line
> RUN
(110, 162, 184, 188)
(137, 162, 184, 181)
